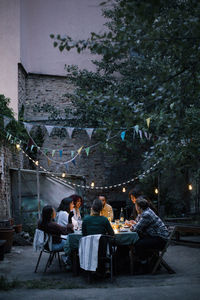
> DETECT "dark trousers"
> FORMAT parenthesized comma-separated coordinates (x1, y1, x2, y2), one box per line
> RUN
(134, 236, 166, 260)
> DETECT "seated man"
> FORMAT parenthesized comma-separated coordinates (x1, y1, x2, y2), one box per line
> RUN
(99, 195, 114, 221)
(131, 197, 169, 273)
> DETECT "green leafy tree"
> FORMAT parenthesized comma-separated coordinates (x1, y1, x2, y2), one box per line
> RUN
(50, 0, 200, 213)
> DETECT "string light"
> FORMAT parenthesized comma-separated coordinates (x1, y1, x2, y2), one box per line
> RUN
(62, 173, 66, 178)
(35, 161, 39, 166)
(91, 181, 95, 188)
(16, 144, 20, 150)
(122, 187, 126, 192)
(155, 188, 159, 194)
(188, 184, 192, 191)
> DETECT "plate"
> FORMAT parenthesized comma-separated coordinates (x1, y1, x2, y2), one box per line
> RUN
(120, 229, 128, 232)
(123, 225, 130, 228)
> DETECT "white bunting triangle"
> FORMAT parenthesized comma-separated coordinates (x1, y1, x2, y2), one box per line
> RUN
(66, 127, 74, 139)
(24, 122, 33, 133)
(85, 128, 94, 139)
(45, 125, 54, 136)
(3, 116, 11, 128)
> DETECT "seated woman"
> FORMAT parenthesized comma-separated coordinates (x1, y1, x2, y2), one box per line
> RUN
(130, 197, 169, 272)
(70, 194, 83, 222)
(82, 199, 114, 236)
(38, 205, 74, 251)
(56, 196, 78, 231)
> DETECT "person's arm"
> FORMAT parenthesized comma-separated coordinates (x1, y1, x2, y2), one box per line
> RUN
(109, 206, 114, 221)
(131, 213, 152, 234)
(50, 222, 74, 236)
(105, 218, 114, 236)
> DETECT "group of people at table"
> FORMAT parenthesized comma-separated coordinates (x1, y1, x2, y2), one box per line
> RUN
(38, 189, 169, 274)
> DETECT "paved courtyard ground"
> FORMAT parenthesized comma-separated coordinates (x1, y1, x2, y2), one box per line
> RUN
(0, 241, 200, 300)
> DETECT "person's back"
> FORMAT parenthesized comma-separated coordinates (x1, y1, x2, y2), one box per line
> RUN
(82, 215, 114, 236)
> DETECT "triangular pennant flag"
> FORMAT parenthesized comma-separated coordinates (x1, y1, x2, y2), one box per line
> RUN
(72, 158, 76, 166)
(134, 125, 139, 134)
(77, 146, 83, 155)
(8, 134, 12, 140)
(139, 130, 143, 139)
(85, 128, 94, 139)
(65, 163, 69, 172)
(148, 133, 152, 140)
(47, 158, 52, 166)
(144, 131, 148, 139)
(52, 150, 56, 157)
(45, 125, 54, 136)
(85, 147, 90, 156)
(121, 131, 126, 141)
(31, 145, 34, 152)
(146, 117, 151, 128)
(24, 122, 33, 133)
(6, 132, 9, 139)
(71, 150, 75, 158)
(66, 127, 74, 139)
(59, 150, 63, 158)
(4, 116, 11, 128)
(44, 148, 48, 155)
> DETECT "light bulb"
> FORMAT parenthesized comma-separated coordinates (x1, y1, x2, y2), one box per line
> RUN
(35, 161, 39, 166)
(188, 184, 192, 191)
(91, 181, 95, 188)
(122, 187, 126, 192)
(62, 173, 66, 178)
(16, 144, 20, 150)
(155, 188, 159, 194)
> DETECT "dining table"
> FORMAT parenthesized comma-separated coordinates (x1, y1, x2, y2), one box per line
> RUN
(67, 226, 139, 275)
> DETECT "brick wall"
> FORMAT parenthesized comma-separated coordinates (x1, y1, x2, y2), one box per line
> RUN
(17, 65, 136, 206)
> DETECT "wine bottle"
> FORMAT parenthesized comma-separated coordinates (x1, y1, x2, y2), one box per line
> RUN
(120, 208, 124, 222)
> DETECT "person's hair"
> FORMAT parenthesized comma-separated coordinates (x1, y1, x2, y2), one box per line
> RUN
(57, 197, 73, 213)
(128, 186, 143, 199)
(99, 195, 107, 202)
(135, 197, 149, 210)
(92, 199, 103, 214)
(69, 194, 83, 207)
(41, 205, 53, 225)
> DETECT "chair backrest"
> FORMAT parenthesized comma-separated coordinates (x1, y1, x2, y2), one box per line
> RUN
(161, 226, 176, 254)
(33, 229, 52, 252)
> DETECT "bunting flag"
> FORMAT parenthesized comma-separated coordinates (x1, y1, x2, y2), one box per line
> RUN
(77, 146, 83, 155)
(4, 116, 11, 128)
(148, 133, 152, 140)
(45, 125, 54, 136)
(59, 150, 63, 158)
(23, 122, 33, 133)
(144, 131, 148, 139)
(134, 125, 139, 134)
(139, 130, 143, 139)
(85, 147, 90, 156)
(66, 127, 74, 139)
(44, 148, 48, 155)
(52, 150, 56, 157)
(30, 145, 34, 152)
(85, 128, 94, 139)
(121, 131, 126, 141)
(71, 150, 75, 158)
(146, 117, 151, 128)
(72, 159, 76, 166)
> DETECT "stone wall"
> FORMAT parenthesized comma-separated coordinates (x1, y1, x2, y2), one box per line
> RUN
(0, 144, 23, 220)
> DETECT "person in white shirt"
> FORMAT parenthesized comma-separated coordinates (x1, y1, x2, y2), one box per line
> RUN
(70, 194, 83, 222)
(56, 197, 78, 231)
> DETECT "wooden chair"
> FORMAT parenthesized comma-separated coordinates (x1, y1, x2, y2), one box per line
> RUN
(151, 226, 176, 275)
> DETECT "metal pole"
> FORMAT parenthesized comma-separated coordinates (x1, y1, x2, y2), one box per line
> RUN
(36, 165, 41, 219)
(18, 168, 22, 223)
(158, 172, 161, 215)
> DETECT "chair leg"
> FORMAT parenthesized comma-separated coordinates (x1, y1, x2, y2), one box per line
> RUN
(44, 253, 53, 272)
(160, 258, 175, 274)
(57, 252, 62, 270)
(34, 251, 43, 273)
(110, 256, 113, 282)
